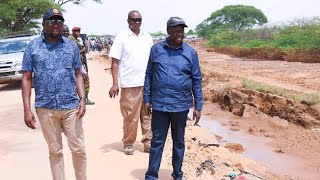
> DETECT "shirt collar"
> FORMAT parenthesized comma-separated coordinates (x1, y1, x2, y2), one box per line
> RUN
(163, 37, 184, 50)
(127, 28, 145, 37)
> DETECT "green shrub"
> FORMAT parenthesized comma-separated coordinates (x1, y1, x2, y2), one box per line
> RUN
(299, 93, 320, 106)
(208, 30, 240, 46)
(273, 26, 320, 49)
(242, 78, 320, 106)
(205, 17, 320, 50)
(242, 39, 270, 48)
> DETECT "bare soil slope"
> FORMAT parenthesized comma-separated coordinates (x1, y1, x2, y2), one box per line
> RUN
(194, 41, 320, 179)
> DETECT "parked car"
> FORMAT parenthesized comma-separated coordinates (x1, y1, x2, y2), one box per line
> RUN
(0, 34, 39, 84)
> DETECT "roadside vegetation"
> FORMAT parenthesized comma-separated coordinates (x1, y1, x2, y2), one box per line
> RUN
(196, 5, 320, 63)
(242, 78, 320, 106)
(0, 0, 100, 35)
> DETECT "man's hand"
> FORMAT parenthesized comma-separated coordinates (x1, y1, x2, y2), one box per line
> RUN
(144, 103, 151, 117)
(24, 110, 36, 129)
(76, 99, 86, 119)
(193, 110, 201, 125)
(109, 84, 119, 98)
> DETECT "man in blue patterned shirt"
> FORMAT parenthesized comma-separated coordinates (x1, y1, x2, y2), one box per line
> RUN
(144, 17, 203, 180)
(21, 9, 87, 180)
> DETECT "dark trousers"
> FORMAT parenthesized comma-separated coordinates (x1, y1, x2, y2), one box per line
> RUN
(145, 110, 189, 180)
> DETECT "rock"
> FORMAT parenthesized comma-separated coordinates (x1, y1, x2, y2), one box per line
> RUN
(186, 142, 192, 150)
(225, 143, 245, 153)
(275, 149, 285, 153)
(230, 126, 240, 131)
(214, 134, 223, 142)
(264, 134, 276, 138)
(232, 103, 245, 116)
(234, 163, 244, 171)
(259, 129, 267, 133)
(248, 126, 258, 135)
(270, 116, 289, 128)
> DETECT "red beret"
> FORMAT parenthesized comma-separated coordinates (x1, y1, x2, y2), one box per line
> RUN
(72, 27, 81, 31)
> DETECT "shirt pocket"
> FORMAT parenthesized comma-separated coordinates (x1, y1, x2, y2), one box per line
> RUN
(62, 53, 73, 69)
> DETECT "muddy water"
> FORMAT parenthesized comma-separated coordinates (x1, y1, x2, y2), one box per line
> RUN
(199, 115, 318, 180)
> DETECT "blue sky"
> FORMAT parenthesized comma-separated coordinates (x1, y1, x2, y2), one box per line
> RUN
(62, 0, 320, 35)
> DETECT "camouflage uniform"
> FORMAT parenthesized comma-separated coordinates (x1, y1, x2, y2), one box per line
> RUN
(70, 36, 90, 96)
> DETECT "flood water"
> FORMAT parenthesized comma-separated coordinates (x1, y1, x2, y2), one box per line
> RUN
(199, 115, 319, 180)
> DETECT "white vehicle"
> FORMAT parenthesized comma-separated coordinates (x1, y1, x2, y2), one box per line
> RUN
(0, 34, 39, 84)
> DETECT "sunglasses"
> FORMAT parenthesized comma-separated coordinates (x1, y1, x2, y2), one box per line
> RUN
(129, 18, 142, 23)
(45, 19, 64, 27)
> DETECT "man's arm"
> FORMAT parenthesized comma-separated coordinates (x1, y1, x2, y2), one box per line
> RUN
(109, 58, 120, 98)
(79, 39, 87, 54)
(22, 72, 36, 129)
(75, 69, 86, 119)
(191, 51, 203, 125)
(144, 51, 153, 116)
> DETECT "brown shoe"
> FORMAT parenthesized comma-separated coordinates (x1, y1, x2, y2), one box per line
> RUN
(144, 145, 150, 153)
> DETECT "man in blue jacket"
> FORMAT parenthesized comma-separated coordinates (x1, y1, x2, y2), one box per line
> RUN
(144, 17, 203, 180)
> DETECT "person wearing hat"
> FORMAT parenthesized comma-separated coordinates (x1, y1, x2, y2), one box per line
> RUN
(71, 26, 95, 105)
(144, 17, 203, 180)
(108, 10, 153, 155)
(21, 8, 87, 180)
(63, 25, 90, 85)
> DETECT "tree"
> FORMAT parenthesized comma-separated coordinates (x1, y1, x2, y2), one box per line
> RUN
(196, 5, 268, 37)
(185, 29, 197, 36)
(0, 0, 58, 32)
(150, 31, 167, 37)
(0, 0, 102, 33)
(51, 0, 102, 5)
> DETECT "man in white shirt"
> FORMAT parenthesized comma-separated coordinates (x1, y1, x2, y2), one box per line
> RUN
(108, 10, 153, 155)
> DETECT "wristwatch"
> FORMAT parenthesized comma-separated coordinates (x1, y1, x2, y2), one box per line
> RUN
(79, 97, 86, 101)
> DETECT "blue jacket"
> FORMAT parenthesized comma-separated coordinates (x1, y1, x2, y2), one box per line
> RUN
(144, 39, 202, 112)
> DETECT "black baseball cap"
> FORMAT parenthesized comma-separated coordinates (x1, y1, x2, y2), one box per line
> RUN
(167, 17, 188, 28)
(43, 8, 64, 21)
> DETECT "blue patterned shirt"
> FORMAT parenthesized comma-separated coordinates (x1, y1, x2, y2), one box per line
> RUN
(22, 35, 82, 110)
(144, 39, 203, 112)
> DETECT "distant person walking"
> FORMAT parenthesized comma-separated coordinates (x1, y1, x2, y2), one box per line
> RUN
(90, 38, 96, 51)
(71, 27, 95, 105)
(105, 37, 112, 53)
(108, 10, 153, 155)
(144, 17, 203, 180)
(95, 37, 103, 52)
(21, 9, 87, 180)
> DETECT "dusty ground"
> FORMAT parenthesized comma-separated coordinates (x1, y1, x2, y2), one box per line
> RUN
(194, 41, 320, 179)
(99, 52, 285, 180)
(0, 44, 319, 180)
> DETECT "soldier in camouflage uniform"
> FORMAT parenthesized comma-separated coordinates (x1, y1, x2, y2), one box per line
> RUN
(71, 27, 95, 105)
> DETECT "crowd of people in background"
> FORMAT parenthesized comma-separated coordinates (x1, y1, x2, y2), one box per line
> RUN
(88, 36, 113, 52)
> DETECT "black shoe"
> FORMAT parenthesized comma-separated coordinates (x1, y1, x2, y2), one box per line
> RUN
(86, 98, 95, 105)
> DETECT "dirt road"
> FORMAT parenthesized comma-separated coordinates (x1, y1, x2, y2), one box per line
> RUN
(1, 47, 319, 180)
